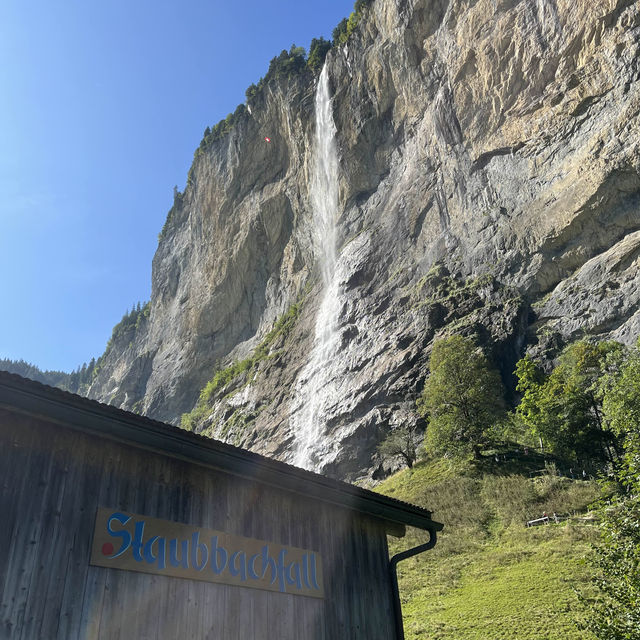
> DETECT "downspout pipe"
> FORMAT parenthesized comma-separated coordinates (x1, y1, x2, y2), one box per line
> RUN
(390, 524, 443, 640)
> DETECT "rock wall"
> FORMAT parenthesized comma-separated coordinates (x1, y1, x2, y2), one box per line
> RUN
(88, 0, 640, 481)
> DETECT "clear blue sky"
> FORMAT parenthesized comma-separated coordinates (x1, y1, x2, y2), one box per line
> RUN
(0, 0, 351, 373)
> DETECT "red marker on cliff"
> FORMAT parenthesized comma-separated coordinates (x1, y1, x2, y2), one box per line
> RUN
(264, 136, 271, 143)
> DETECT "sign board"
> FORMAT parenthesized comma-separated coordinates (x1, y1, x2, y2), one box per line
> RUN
(90, 508, 324, 598)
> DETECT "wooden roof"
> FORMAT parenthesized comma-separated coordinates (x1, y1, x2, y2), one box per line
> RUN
(0, 371, 443, 536)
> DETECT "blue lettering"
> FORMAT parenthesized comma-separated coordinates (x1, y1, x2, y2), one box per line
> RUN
(131, 520, 145, 562)
(229, 551, 247, 581)
(143, 535, 159, 564)
(309, 553, 320, 590)
(106, 513, 131, 558)
(302, 554, 311, 589)
(102, 512, 318, 595)
(260, 545, 276, 584)
(286, 561, 302, 590)
(156, 537, 166, 569)
(169, 538, 189, 568)
(275, 549, 287, 593)
(190, 532, 208, 571)
(248, 552, 260, 580)
(210, 536, 227, 575)
(143, 535, 166, 569)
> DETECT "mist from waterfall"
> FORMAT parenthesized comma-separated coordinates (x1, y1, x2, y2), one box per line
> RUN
(291, 64, 341, 471)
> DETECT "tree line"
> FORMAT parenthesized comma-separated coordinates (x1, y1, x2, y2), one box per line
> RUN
(198, 0, 374, 152)
(159, 0, 374, 242)
(379, 334, 640, 638)
(381, 336, 636, 469)
(0, 301, 150, 395)
(0, 356, 96, 394)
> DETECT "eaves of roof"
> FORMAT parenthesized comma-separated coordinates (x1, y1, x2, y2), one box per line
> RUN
(0, 371, 443, 536)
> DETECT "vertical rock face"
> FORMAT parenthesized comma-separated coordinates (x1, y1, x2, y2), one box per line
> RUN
(88, 0, 640, 481)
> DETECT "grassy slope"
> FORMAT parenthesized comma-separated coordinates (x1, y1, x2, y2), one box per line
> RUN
(376, 451, 602, 639)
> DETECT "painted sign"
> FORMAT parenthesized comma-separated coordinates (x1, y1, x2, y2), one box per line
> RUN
(90, 508, 324, 598)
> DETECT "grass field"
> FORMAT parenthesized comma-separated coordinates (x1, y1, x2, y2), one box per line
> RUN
(376, 450, 602, 639)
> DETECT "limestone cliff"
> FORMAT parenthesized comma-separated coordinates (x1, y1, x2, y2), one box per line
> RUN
(87, 0, 640, 481)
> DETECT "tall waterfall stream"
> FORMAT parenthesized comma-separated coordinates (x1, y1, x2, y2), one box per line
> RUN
(291, 65, 341, 471)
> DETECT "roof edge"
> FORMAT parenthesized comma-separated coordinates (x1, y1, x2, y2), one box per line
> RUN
(0, 372, 443, 534)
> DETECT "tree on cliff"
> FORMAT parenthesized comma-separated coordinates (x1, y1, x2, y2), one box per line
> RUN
(332, 18, 349, 45)
(307, 37, 332, 71)
(377, 423, 420, 469)
(419, 335, 505, 459)
(515, 341, 624, 463)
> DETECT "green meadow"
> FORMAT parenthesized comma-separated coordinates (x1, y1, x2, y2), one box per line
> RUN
(377, 452, 602, 640)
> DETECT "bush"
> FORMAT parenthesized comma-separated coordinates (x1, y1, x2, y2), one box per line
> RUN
(199, 104, 247, 150)
(419, 335, 506, 459)
(332, 0, 372, 45)
(159, 187, 183, 241)
(377, 423, 421, 469)
(332, 18, 349, 45)
(263, 45, 306, 84)
(245, 83, 259, 106)
(515, 342, 625, 464)
(579, 341, 640, 639)
(307, 37, 332, 71)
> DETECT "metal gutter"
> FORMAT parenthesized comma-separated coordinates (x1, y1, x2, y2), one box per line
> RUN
(0, 371, 441, 535)
(390, 526, 442, 640)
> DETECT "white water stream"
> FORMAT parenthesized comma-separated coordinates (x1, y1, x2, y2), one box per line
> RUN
(291, 65, 341, 470)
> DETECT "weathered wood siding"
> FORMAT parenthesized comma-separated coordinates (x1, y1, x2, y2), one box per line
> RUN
(0, 410, 397, 639)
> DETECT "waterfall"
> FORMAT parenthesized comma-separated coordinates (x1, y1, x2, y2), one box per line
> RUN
(311, 65, 339, 287)
(291, 65, 341, 471)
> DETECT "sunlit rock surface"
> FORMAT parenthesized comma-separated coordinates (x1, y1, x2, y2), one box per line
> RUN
(88, 0, 640, 481)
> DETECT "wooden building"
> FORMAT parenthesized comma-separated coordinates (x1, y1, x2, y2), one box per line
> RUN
(0, 372, 442, 639)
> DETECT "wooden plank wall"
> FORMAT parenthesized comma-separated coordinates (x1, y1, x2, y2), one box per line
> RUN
(0, 410, 398, 640)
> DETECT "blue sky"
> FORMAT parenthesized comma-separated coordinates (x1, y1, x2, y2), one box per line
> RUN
(0, 0, 351, 372)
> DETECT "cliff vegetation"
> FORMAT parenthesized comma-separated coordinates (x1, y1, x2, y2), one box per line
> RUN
(375, 335, 640, 639)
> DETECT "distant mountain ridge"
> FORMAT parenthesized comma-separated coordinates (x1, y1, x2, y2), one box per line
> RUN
(0, 359, 76, 391)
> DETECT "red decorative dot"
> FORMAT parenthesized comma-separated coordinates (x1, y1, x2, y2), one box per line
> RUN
(102, 542, 114, 556)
